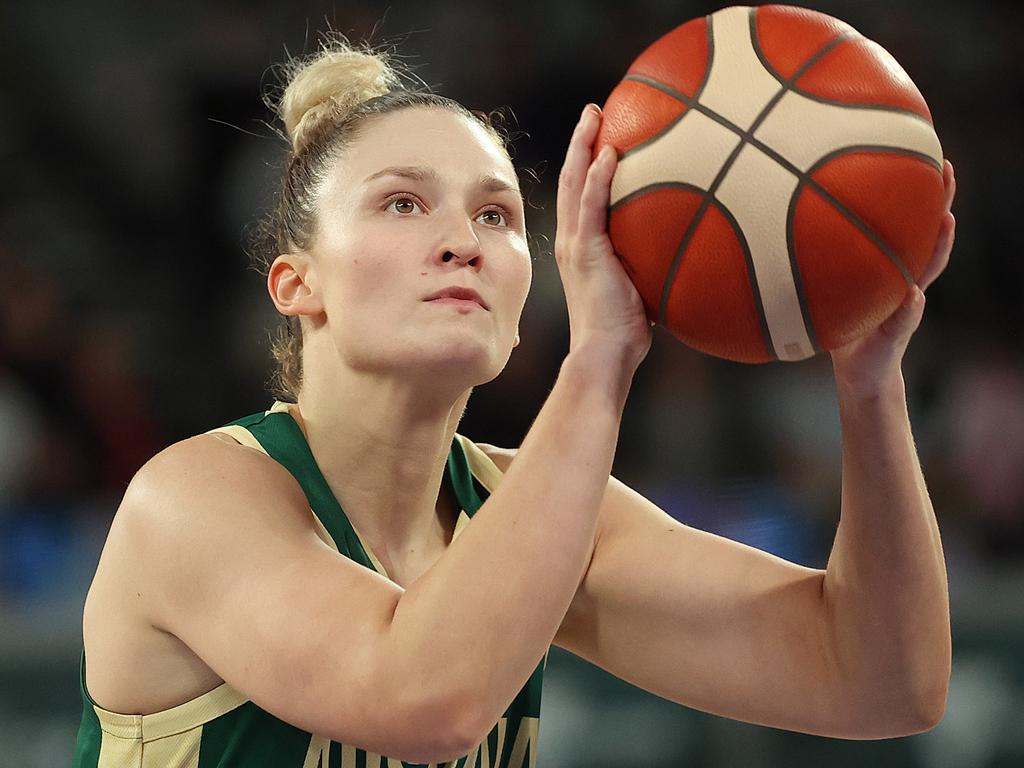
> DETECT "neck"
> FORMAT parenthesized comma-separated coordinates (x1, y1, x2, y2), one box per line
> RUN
(292, 358, 472, 568)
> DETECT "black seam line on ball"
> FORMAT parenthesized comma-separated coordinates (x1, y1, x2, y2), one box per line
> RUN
(786, 184, 824, 355)
(747, 31, 858, 143)
(644, 11, 774, 352)
(747, 8, 933, 125)
(748, 6, 857, 91)
(624, 96, 927, 328)
(651, 14, 852, 350)
(655, 137, 779, 355)
(615, 183, 774, 358)
(694, 14, 715, 102)
(610, 181, 707, 212)
(761, 142, 929, 284)
(747, 12, 858, 358)
(655, 133, 743, 326)
(796, 144, 937, 286)
(716, 191, 774, 359)
(626, 17, 924, 352)
(618, 14, 715, 163)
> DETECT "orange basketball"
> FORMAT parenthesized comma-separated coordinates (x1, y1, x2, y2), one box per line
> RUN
(595, 4, 945, 362)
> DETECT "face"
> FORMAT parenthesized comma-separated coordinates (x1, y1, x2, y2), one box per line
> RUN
(299, 107, 532, 385)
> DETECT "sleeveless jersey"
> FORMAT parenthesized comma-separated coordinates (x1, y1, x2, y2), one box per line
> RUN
(72, 401, 545, 768)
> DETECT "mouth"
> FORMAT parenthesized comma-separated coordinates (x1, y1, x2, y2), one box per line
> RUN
(424, 286, 489, 310)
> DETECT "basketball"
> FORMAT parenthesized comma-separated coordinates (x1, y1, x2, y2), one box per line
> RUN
(596, 4, 946, 363)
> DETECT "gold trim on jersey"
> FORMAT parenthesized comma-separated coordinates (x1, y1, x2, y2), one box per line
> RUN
(454, 435, 505, 495)
(203, 421, 339, 552)
(199, 414, 525, 768)
(206, 405, 507, 583)
(508, 717, 540, 768)
(206, 423, 267, 452)
(303, 734, 331, 768)
(91, 678, 248, 742)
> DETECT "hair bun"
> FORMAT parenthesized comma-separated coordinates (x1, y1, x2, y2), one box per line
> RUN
(279, 42, 400, 152)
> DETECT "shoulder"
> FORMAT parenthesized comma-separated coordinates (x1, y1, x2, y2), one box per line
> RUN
(121, 433, 310, 532)
(99, 433, 318, 612)
(84, 432, 320, 669)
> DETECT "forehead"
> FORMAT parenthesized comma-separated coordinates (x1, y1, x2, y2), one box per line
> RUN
(335, 106, 517, 192)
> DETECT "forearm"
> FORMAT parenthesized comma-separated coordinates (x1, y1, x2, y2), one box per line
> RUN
(388, 348, 632, 735)
(823, 368, 951, 729)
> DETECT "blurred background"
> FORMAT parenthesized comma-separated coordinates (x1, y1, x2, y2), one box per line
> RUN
(1, 0, 1022, 765)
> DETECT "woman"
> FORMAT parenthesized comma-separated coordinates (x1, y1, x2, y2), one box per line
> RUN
(72, 38, 956, 768)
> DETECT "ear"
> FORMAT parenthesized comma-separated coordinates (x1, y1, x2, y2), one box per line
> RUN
(513, 330, 521, 349)
(268, 253, 324, 318)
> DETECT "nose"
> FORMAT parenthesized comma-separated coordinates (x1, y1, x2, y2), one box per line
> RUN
(434, 212, 483, 269)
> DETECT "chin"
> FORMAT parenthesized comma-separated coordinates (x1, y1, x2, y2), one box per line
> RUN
(367, 337, 507, 385)
(417, 344, 504, 384)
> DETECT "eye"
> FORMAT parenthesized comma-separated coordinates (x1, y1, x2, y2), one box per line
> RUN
(477, 208, 509, 227)
(385, 195, 424, 215)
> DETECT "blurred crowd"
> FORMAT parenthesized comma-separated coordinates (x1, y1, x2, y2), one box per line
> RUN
(1, 1, 1022, 766)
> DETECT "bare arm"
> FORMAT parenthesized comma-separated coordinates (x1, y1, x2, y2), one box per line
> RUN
(822, 160, 956, 732)
(130, 351, 631, 763)
(477, 162, 957, 740)
(387, 100, 653, 743)
(822, 371, 950, 731)
(119, 102, 653, 764)
(483, 421, 947, 740)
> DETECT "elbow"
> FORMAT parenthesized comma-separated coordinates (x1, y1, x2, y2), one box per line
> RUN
(388, 684, 488, 763)
(906, 685, 949, 734)
(431, 688, 492, 761)
(403, 702, 485, 764)
(854, 680, 950, 738)
(902, 659, 952, 735)
(370, 635, 488, 761)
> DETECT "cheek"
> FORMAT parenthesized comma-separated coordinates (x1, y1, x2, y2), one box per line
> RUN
(328, 230, 410, 308)
(504, 247, 533, 313)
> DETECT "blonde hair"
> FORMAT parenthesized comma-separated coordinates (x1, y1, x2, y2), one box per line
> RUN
(249, 37, 512, 401)
(279, 43, 399, 153)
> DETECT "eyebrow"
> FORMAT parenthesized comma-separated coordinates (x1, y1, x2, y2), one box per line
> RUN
(363, 165, 521, 196)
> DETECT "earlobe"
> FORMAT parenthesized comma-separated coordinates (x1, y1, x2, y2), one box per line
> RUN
(268, 253, 323, 318)
(513, 331, 521, 349)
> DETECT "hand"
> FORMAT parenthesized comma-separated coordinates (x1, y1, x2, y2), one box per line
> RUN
(830, 160, 957, 394)
(555, 104, 652, 373)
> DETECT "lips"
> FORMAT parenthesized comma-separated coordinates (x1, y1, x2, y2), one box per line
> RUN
(424, 286, 489, 310)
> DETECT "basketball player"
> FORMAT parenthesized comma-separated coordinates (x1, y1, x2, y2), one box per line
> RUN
(73, 40, 957, 768)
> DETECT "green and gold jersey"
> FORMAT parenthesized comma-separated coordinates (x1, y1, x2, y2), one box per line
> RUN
(72, 401, 545, 768)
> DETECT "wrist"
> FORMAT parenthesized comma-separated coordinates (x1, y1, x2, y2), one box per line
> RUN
(560, 345, 637, 409)
(833, 362, 906, 404)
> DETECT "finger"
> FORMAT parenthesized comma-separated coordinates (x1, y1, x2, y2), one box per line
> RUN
(918, 211, 955, 292)
(557, 104, 603, 240)
(576, 145, 617, 244)
(943, 159, 956, 212)
(880, 284, 926, 341)
(557, 105, 602, 234)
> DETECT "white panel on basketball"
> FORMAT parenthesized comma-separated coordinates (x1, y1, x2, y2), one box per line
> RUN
(698, 6, 784, 131)
(610, 108, 740, 205)
(754, 89, 943, 172)
(715, 143, 815, 361)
